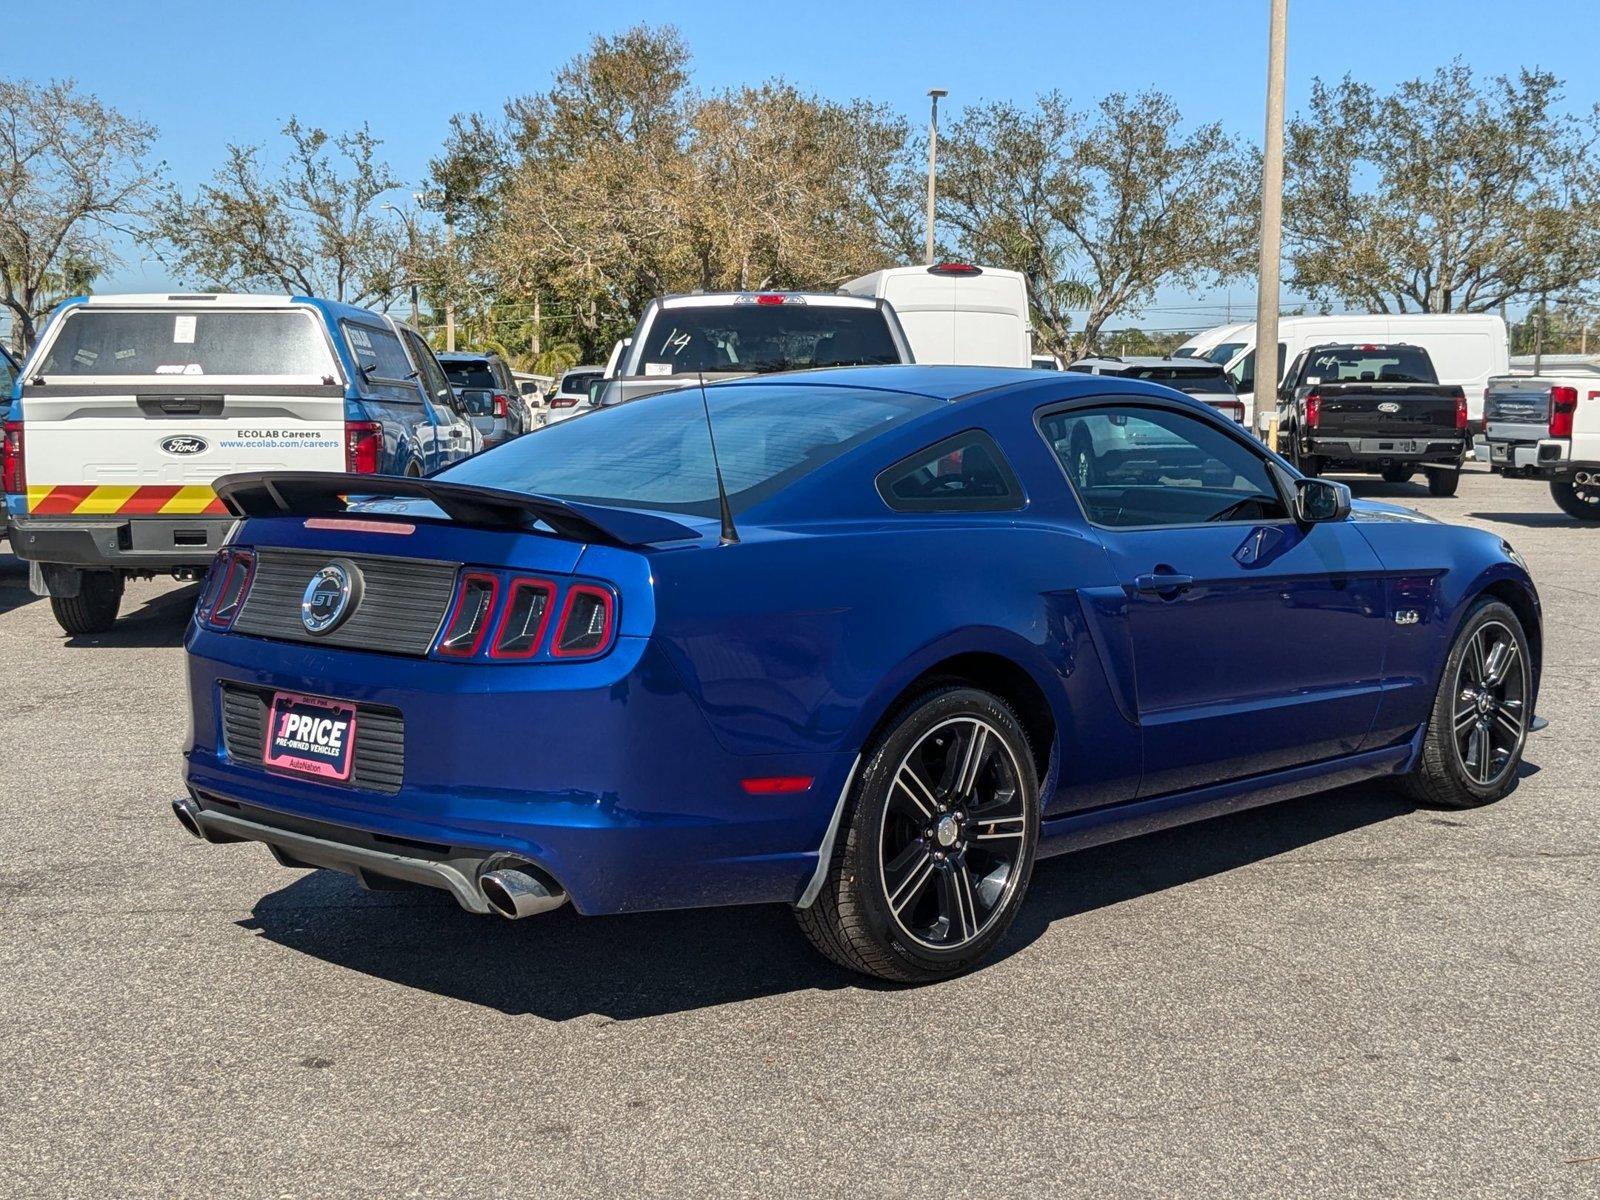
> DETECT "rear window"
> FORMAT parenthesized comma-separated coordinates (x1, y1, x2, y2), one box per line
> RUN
(1303, 345, 1437, 385)
(439, 382, 941, 518)
(559, 371, 602, 396)
(441, 359, 496, 389)
(635, 304, 900, 375)
(1128, 368, 1235, 395)
(36, 309, 334, 378)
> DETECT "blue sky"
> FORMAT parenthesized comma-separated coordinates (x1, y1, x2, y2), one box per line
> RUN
(24, 0, 1600, 330)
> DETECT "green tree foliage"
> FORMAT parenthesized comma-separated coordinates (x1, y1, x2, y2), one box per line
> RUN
(1285, 62, 1600, 314)
(146, 119, 409, 307)
(432, 26, 918, 360)
(936, 91, 1257, 360)
(0, 78, 160, 351)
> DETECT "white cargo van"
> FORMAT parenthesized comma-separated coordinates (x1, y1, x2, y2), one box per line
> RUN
(1175, 314, 1509, 436)
(840, 263, 1033, 368)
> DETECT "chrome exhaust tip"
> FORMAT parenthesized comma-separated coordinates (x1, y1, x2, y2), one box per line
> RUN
(480, 867, 568, 919)
(1576, 470, 1593, 485)
(172, 797, 205, 839)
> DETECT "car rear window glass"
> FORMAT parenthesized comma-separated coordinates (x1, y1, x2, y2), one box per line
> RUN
(877, 432, 1024, 512)
(637, 304, 900, 375)
(440, 382, 941, 518)
(559, 371, 602, 396)
(441, 359, 496, 389)
(1128, 368, 1235, 395)
(1302, 346, 1438, 385)
(37, 309, 334, 378)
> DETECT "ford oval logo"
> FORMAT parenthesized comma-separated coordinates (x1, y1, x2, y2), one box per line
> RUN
(1377, 402, 1401, 414)
(160, 435, 209, 455)
(300, 561, 363, 635)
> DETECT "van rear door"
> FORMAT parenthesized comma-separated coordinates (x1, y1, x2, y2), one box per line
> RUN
(19, 302, 348, 516)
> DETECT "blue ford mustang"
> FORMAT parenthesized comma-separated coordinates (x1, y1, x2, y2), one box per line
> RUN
(176, 366, 1541, 982)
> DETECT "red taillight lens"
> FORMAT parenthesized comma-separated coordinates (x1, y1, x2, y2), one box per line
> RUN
(754, 293, 786, 305)
(2, 419, 23, 495)
(1453, 388, 1468, 431)
(436, 572, 500, 658)
(345, 420, 382, 474)
(928, 262, 982, 276)
(489, 578, 555, 659)
(1550, 385, 1579, 438)
(200, 549, 255, 630)
(550, 397, 577, 408)
(740, 776, 814, 795)
(1305, 392, 1321, 429)
(552, 584, 615, 658)
(492, 392, 509, 418)
(1211, 399, 1245, 424)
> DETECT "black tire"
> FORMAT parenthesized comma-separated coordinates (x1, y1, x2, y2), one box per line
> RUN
(1381, 467, 1416, 484)
(796, 685, 1040, 983)
(1427, 467, 1461, 497)
(1550, 479, 1600, 522)
(1399, 599, 1531, 809)
(49, 571, 124, 635)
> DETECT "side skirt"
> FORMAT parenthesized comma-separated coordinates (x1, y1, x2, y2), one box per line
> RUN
(1038, 730, 1423, 860)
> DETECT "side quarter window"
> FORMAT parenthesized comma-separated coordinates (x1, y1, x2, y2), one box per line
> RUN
(1040, 404, 1290, 528)
(342, 321, 417, 401)
(876, 431, 1025, 512)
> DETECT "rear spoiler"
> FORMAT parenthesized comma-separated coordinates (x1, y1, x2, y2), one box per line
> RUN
(215, 472, 702, 548)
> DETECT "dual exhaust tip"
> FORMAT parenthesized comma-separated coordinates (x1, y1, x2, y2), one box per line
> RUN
(172, 797, 566, 919)
(1576, 470, 1595, 485)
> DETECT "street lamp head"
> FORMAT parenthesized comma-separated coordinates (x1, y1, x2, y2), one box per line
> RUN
(928, 87, 948, 99)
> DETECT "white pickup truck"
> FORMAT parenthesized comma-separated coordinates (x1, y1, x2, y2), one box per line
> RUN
(1483, 372, 1600, 520)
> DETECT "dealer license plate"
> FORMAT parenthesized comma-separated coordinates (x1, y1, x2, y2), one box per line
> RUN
(264, 691, 358, 782)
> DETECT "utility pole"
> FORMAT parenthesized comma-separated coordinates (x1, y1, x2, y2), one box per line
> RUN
(925, 88, 948, 265)
(1256, 0, 1288, 444)
(444, 213, 457, 352)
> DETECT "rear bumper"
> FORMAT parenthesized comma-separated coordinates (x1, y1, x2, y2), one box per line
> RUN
(9, 514, 232, 569)
(1308, 435, 1465, 466)
(181, 627, 851, 916)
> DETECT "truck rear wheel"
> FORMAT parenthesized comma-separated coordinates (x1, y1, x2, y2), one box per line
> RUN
(1550, 479, 1600, 521)
(49, 571, 124, 635)
(1427, 467, 1461, 497)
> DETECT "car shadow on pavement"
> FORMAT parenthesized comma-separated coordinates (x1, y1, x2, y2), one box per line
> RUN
(61, 583, 199, 648)
(0, 552, 38, 615)
(238, 780, 1422, 1022)
(1468, 512, 1592, 529)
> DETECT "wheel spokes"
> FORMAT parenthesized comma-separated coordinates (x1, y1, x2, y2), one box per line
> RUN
(884, 841, 937, 915)
(893, 761, 940, 820)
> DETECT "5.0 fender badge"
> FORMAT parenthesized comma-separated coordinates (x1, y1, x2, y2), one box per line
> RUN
(1394, 610, 1420, 625)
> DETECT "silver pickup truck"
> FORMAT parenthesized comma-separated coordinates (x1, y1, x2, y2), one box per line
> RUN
(594, 291, 914, 408)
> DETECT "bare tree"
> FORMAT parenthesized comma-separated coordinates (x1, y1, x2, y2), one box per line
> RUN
(0, 78, 160, 351)
(146, 118, 408, 307)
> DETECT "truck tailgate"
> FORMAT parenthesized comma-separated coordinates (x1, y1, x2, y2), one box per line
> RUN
(21, 385, 347, 515)
(1316, 385, 1461, 438)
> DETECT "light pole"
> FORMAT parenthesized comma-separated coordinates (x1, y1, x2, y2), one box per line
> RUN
(381, 202, 420, 328)
(1255, 0, 1288, 442)
(925, 88, 948, 266)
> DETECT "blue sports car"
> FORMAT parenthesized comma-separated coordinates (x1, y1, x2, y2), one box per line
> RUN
(175, 366, 1541, 982)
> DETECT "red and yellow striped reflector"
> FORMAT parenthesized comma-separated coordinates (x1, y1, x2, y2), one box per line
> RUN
(25, 484, 229, 516)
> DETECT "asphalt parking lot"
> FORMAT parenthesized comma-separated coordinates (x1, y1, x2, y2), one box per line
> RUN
(0, 464, 1596, 1199)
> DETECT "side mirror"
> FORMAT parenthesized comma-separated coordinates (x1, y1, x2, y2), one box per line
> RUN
(1294, 477, 1351, 524)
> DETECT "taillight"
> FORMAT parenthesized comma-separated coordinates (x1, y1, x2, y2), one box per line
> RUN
(1305, 392, 1321, 429)
(436, 572, 499, 658)
(345, 420, 382, 473)
(928, 262, 983, 276)
(551, 584, 616, 658)
(1211, 399, 1245, 424)
(489, 578, 555, 659)
(1, 419, 23, 495)
(550, 397, 577, 408)
(1550, 385, 1579, 438)
(492, 392, 509, 418)
(1453, 387, 1468, 431)
(199, 549, 255, 630)
(754, 294, 786, 305)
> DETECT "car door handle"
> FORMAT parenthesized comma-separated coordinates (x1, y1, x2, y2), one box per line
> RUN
(1134, 570, 1194, 596)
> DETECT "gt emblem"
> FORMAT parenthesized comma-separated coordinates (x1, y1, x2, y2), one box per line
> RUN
(1394, 610, 1420, 625)
(301, 561, 363, 635)
(1377, 402, 1401, 414)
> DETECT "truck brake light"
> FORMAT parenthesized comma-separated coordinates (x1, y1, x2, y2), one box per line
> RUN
(1453, 387, 1468, 431)
(345, 420, 382, 473)
(1305, 392, 1321, 429)
(1, 420, 23, 495)
(1550, 386, 1579, 439)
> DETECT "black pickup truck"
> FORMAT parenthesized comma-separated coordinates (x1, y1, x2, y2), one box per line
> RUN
(1273, 343, 1469, 496)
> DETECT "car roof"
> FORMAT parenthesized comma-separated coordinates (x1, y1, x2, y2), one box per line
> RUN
(1074, 356, 1226, 372)
(654, 291, 883, 309)
(437, 351, 497, 362)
